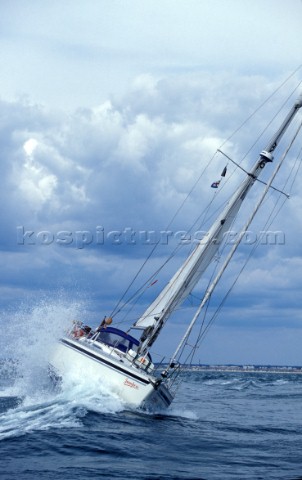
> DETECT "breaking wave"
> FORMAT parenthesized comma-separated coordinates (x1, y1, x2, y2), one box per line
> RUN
(0, 299, 126, 440)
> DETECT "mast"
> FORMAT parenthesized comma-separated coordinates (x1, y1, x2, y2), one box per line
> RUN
(135, 93, 302, 354)
(165, 114, 302, 375)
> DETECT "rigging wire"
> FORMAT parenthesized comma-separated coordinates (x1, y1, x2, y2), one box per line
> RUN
(175, 118, 302, 368)
(192, 130, 302, 359)
(165, 193, 249, 376)
(109, 69, 302, 323)
(109, 150, 220, 319)
(166, 92, 302, 389)
(180, 78, 302, 248)
(168, 114, 302, 375)
(113, 152, 228, 323)
(219, 65, 302, 151)
(239, 80, 302, 165)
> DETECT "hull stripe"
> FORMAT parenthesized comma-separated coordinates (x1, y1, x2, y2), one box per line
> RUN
(60, 338, 150, 385)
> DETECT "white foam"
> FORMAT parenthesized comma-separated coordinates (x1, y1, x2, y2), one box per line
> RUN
(0, 370, 126, 440)
(0, 298, 126, 440)
(167, 407, 199, 420)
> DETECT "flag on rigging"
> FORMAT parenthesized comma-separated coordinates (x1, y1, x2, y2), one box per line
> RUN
(211, 165, 227, 188)
(221, 166, 227, 177)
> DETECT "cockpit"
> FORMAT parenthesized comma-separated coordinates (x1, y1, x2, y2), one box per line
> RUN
(95, 327, 153, 365)
(95, 327, 139, 353)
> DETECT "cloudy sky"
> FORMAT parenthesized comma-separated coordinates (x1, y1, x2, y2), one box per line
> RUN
(1, 0, 302, 365)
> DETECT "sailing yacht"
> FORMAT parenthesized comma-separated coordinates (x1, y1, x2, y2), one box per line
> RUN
(50, 91, 302, 409)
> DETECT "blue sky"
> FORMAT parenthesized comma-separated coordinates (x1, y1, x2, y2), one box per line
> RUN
(1, 0, 302, 365)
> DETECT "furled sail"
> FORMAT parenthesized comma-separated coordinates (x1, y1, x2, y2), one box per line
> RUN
(134, 162, 259, 331)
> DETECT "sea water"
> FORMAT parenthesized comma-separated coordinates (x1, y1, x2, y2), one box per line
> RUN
(1, 304, 302, 480)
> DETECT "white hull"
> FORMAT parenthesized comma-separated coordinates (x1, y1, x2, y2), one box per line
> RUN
(50, 337, 173, 410)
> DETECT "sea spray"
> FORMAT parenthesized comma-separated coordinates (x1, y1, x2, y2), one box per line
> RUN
(0, 298, 127, 440)
(2, 297, 83, 393)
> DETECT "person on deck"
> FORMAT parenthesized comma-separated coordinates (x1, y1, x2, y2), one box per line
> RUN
(96, 316, 112, 332)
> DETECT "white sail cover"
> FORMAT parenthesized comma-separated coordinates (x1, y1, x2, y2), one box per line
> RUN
(134, 171, 256, 330)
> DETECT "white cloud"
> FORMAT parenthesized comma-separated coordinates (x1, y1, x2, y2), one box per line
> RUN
(23, 138, 38, 156)
(19, 154, 58, 208)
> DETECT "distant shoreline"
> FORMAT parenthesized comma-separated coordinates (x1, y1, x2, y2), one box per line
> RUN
(184, 365, 302, 374)
(1, 359, 302, 375)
